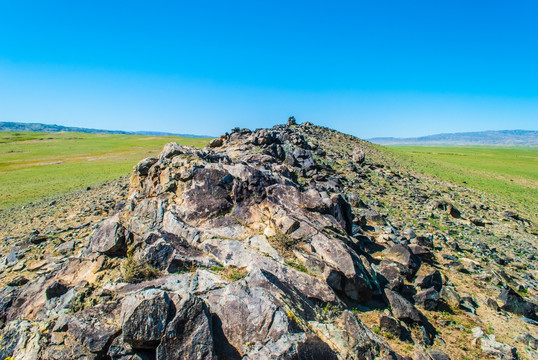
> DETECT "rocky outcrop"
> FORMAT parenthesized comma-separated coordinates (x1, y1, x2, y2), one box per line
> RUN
(1, 120, 536, 359)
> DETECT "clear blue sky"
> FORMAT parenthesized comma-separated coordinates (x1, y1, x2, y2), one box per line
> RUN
(0, 1, 537, 138)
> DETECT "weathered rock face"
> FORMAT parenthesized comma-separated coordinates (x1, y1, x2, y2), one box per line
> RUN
(88, 214, 130, 256)
(157, 296, 215, 360)
(121, 289, 175, 349)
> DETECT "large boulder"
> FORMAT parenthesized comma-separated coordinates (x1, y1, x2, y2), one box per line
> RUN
(67, 303, 120, 355)
(498, 286, 537, 320)
(414, 269, 443, 291)
(375, 260, 406, 291)
(175, 167, 234, 223)
(383, 244, 422, 278)
(414, 288, 440, 311)
(206, 270, 314, 355)
(352, 147, 365, 164)
(157, 297, 215, 360)
(121, 289, 175, 349)
(88, 215, 129, 256)
(385, 289, 422, 323)
(378, 312, 410, 341)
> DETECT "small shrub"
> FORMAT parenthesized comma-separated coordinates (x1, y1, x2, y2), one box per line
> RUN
(212, 265, 248, 281)
(274, 231, 295, 249)
(286, 260, 308, 273)
(121, 255, 160, 283)
(320, 303, 343, 319)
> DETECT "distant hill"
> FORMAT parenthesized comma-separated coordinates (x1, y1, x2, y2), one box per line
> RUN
(0, 121, 212, 138)
(369, 130, 538, 146)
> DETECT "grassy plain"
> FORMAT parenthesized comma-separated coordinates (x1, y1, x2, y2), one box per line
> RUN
(387, 146, 538, 221)
(0, 131, 209, 208)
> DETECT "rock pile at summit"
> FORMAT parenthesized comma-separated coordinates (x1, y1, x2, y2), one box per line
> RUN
(0, 121, 536, 359)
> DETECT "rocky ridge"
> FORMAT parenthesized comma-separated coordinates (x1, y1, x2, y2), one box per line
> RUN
(0, 121, 536, 359)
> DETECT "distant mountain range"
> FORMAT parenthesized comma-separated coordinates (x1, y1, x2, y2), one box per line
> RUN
(369, 130, 538, 146)
(0, 122, 212, 138)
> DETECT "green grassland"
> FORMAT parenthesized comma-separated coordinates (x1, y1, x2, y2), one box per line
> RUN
(387, 146, 538, 221)
(0, 131, 209, 208)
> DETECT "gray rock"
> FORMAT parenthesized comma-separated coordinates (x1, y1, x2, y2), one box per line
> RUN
(352, 147, 365, 164)
(174, 167, 234, 223)
(411, 235, 434, 249)
(88, 215, 128, 256)
(129, 198, 167, 236)
(244, 333, 338, 360)
(375, 260, 406, 291)
(473, 327, 517, 360)
(144, 239, 175, 270)
(409, 244, 434, 261)
(208, 138, 223, 148)
(135, 157, 158, 176)
(206, 269, 314, 355)
(310, 310, 397, 359)
(160, 142, 187, 159)
(413, 288, 440, 310)
(329, 194, 354, 235)
(384, 244, 422, 278)
(67, 303, 120, 354)
(428, 349, 451, 360)
(157, 296, 215, 360)
(440, 286, 461, 309)
(56, 240, 75, 255)
(107, 335, 154, 360)
(498, 286, 537, 320)
(385, 289, 422, 323)
(378, 312, 409, 340)
(415, 269, 443, 291)
(402, 228, 416, 240)
(200, 238, 336, 302)
(121, 289, 175, 349)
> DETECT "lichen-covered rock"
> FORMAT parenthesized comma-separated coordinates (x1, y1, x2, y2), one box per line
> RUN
(121, 289, 175, 349)
(88, 215, 129, 256)
(157, 296, 215, 360)
(67, 303, 120, 355)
